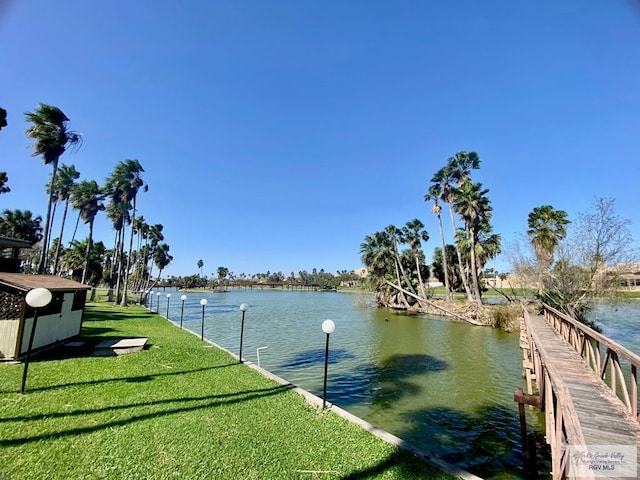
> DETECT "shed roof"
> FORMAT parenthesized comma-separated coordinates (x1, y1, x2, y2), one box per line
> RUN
(0, 272, 90, 292)
(0, 237, 33, 249)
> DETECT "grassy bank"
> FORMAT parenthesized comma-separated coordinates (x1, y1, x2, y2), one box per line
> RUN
(0, 304, 456, 480)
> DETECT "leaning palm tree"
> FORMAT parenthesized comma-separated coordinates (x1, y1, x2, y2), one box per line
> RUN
(24, 103, 81, 274)
(51, 163, 80, 275)
(71, 180, 104, 284)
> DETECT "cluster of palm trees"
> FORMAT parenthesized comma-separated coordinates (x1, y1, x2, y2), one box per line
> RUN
(362, 151, 501, 312)
(0, 103, 173, 305)
(360, 219, 431, 309)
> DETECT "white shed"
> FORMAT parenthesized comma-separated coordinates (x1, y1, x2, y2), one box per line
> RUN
(0, 273, 90, 361)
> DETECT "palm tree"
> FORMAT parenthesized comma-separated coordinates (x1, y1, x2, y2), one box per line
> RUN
(0, 209, 43, 244)
(452, 181, 492, 305)
(424, 183, 452, 301)
(402, 219, 430, 299)
(447, 151, 480, 186)
(104, 159, 147, 305)
(51, 164, 80, 275)
(153, 243, 173, 282)
(0, 172, 9, 195)
(385, 224, 415, 296)
(71, 180, 104, 284)
(527, 205, 570, 270)
(431, 165, 473, 301)
(0, 106, 7, 130)
(527, 205, 570, 294)
(24, 103, 81, 274)
(119, 160, 147, 305)
(197, 259, 204, 277)
(61, 239, 106, 285)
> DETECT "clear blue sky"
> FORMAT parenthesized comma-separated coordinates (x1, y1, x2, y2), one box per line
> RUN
(1, 1, 639, 278)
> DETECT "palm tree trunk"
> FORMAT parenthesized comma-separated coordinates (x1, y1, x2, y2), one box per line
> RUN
(436, 213, 452, 301)
(115, 224, 126, 303)
(81, 219, 93, 284)
(70, 212, 81, 243)
(52, 200, 69, 275)
(107, 229, 119, 302)
(413, 249, 427, 300)
(447, 202, 473, 301)
(38, 159, 59, 274)
(468, 226, 482, 306)
(120, 196, 137, 306)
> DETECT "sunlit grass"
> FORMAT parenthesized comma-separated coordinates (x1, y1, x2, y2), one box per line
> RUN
(0, 303, 455, 480)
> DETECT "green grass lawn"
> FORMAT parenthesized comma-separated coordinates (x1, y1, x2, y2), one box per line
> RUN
(0, 304, 457, 480)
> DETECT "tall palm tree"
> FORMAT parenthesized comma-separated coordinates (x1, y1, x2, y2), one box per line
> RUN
(424, 183, 452, 301)
(71, 180, 104, 284)
(431, 165, 473, 300)
(402, 219, 430, 299)
(51, 163, 80, 275)
(452, 181, 492, 305)
(105, 159, 147, 305)
(0, 209, 43, 244)
(24, 103, 81, 274)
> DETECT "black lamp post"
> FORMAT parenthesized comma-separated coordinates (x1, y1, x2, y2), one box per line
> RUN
(200, 298, 207, 340)
(166, 293, 171, 319)
(321, 319, 336, 409)
(180, 294, 187, 328)
(239, 303, 248, 363)
(148, 290, 154, 309)
(21, 288, 53, 393)
(156, 292, 161, 313)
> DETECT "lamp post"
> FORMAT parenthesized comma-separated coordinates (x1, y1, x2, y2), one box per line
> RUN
(321, 319, 335, 409)
(166, 293, 171, 319)
(156, 291, 161, 313)
(149, 290, 154, 309)
(238, 303, 248, 363)
(200, 298, 207, 340)
(180, 294, 187, 328)
(21, 288, 53, 393)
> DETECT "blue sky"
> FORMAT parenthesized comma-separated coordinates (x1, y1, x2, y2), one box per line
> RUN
(1, 1, 639, 278)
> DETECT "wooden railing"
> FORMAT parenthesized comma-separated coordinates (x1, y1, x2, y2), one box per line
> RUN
(542, 303, 640, 421)
(521, 309, 591, 480)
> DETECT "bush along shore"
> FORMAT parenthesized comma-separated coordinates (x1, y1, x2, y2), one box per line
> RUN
(0, 303, 462, 480)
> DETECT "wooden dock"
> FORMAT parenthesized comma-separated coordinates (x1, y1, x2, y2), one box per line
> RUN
(518, 305, 640, 479)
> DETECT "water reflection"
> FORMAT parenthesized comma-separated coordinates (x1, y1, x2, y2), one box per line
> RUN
(165, 289, 530, 479)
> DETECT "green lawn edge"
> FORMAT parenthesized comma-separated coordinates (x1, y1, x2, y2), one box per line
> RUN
(0, 303, 461, 480)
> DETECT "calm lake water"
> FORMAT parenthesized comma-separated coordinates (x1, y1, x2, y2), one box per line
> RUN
(154, 289, 640, 479)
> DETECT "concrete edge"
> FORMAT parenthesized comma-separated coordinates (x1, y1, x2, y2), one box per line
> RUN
(160, 312, 483, 480)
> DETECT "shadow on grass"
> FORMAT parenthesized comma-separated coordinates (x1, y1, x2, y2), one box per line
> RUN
(338, 449, 441, 480)
(325, 353, 448, 409)
(12, 362, 236, 394)
(0, 384, 292, 447)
